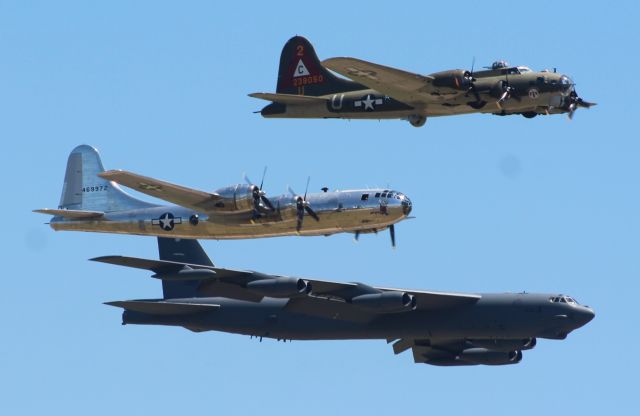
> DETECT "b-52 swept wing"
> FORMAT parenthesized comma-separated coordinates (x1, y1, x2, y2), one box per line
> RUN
(97, 237, 594, 366)
(251, 36, 595, 127)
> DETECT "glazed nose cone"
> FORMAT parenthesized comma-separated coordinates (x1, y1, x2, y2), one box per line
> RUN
(400, 194, 412, 215)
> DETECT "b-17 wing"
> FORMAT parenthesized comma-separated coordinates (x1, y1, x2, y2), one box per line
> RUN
(99, 170, 223, 213)
(322, 57, 439, 106)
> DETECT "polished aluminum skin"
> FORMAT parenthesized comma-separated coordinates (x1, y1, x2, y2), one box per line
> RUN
(35, 145, 412, 241)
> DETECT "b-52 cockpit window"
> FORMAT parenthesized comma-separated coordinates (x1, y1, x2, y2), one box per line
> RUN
(550, 296, 579, 305)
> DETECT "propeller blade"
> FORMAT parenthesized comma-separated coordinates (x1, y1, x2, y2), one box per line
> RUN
(244, 173, 253, 186)
(303, 176, 311, 200)
(354, 230, 360, 242)
(260, 195, 275, 211)
(389, 224, 396, 249)
(296, 204, 304, 232)
(577, 99, 596, 108)
(287, 185, 296, 197)
(568, 103, 577, 120)
(305, 205, 320, 221)
(259, 166, 267, 190)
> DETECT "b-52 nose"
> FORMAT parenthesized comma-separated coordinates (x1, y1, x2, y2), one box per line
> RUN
(572, 306, 595, 328)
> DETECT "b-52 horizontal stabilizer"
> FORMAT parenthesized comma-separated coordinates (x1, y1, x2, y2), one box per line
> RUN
(105, 300, 220, 315)
(91, 255, 252, 280)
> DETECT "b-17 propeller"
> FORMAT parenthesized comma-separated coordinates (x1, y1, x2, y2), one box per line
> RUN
(566, 91, 595, 120)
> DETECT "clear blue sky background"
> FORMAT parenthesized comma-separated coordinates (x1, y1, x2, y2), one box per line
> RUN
(1, 1, 637, 414)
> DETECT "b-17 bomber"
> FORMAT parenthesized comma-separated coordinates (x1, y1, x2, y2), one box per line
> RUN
(251, 36, 595, 127)
(34, 145, 411, 245)
(97, 238, 595, 367)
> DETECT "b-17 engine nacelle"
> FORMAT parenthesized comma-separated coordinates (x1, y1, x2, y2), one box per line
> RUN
(430, 69, 472, 92)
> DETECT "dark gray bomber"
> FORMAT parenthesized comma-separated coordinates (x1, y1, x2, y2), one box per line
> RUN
(98, 238, 594, 366)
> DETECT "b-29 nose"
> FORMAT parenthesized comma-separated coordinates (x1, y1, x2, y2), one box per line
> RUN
(400, 195, 412, 215)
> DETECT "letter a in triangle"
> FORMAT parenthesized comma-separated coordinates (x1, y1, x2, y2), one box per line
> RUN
(293, 59, 310, 77)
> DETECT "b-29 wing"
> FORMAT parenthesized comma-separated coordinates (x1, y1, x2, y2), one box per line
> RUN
(99, 170, 223, 213)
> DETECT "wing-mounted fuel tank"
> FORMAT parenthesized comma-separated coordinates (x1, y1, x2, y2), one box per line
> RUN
(211, 184, 259, 214)
(469, 338, 537, 351)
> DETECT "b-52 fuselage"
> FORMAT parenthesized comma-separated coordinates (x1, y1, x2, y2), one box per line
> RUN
(99, 238, 595, 367)
(35, 145, 411, 244)
(250, 36, 595, 127)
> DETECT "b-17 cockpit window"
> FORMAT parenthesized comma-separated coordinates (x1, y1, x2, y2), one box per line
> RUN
(381, 192, 387, 198)
(361, 194, 369, 201)
(517, 66, 532, 73)
(375, 192, 381, 198)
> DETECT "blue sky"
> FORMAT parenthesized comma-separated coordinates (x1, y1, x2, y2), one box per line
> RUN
(2, 1, 637, 414)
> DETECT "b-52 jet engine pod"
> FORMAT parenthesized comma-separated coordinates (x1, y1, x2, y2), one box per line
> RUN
(459, 348, 523, 365)
(469, 338, 537, 351)
(245, 277, 312, 298)
(151, 266, 217, 281)
(351, 291, 416, 313)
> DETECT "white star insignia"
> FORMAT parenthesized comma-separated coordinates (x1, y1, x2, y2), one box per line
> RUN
(159, 213, 173, 230)
(362, 95, 375, 110)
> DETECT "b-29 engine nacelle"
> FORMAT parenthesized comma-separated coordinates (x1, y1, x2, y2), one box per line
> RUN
(212, 184, 258, 214)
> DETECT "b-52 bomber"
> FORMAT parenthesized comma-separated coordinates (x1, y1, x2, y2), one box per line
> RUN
(97, 237, 595, 366)
(34, 145, 412, 245)
(250, 36, 595, 127)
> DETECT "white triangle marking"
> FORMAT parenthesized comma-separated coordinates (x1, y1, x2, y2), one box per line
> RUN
(293, 59, 310, 77)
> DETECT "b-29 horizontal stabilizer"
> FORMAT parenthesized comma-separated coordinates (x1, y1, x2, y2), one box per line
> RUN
(33, 208, 104, 220)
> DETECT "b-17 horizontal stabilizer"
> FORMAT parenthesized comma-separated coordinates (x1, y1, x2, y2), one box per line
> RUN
(33, 208, 104, 219)
(105, 300, 220, 315)
(248, 92, 328, 105)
